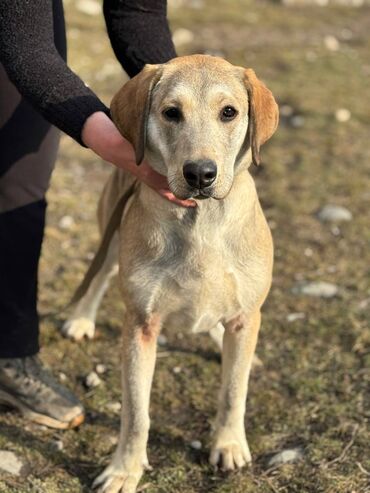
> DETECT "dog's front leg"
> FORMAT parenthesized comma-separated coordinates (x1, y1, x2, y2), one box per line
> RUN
(210, 310, 261, 471)
(94, 312, 160, 493)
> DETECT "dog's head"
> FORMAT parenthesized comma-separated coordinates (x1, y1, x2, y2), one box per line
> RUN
(111, 55, 278, 200)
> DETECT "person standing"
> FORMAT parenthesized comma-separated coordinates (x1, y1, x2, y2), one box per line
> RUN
(0, 0, 190, 429)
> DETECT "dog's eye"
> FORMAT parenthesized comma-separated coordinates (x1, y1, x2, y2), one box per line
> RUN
(163, 107, 182, 122)
(221, 106, 238, 121)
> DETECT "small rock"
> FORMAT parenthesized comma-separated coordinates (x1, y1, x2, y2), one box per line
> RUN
(317, 205, 352, 222)
(0, 451, 26, 476)
(52, 440, 64, 451)
(304, 247, 313, 257)
(290, 115, 305, 128)
(286, 312, 305, 322)
(172, 28, 194, 46)
(76, 0, 101, 15)
(293, 281, 338, 298)
(279, 104, 294, 117)
(157, 334, 168, 346)
(190, 440, 202, 450)
(59, 372, 67, 382)
(95, 364, 107, 375)
(106, 402, 121, 413)
(324, 35, 340, 51)
(173, 366, 182, 374)
(85, 371, 102, 388)
(58, 215, 75, 230)
(335, 108, 351, 122)
(267, 447, 303, 467)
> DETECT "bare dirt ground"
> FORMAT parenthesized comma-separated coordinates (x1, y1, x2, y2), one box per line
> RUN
(0, 0, 369, 492)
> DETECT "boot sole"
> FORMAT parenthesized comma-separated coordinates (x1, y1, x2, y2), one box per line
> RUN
(0, 389, 85, 430)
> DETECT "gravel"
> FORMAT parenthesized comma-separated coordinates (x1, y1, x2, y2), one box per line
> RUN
(190, 440, 202, 450)
(293, 281, 339, 298)
(85, 371, 102, 388)
(268, 447, 304, 467)
(0, 451, 27, 476)
(317, 205, 352, 222)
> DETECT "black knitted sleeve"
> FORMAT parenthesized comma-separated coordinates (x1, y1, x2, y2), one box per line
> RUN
(0, 0, 109, 145)
(103, 0, 177, 78)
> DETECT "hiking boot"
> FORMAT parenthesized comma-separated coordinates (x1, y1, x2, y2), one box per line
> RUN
(0, 356, 84, 429)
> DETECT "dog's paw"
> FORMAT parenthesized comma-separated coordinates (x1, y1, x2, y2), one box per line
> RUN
(93, 466, 141, 493)
(210, 426, 252, 470)
(61, 317, 95, 341)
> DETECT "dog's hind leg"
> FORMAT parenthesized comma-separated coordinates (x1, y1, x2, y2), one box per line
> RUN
(93, 312, 160, 493)
(209, 322, 262, 368)
(210, 310, 261, 471)
(62, 233, 119, 341)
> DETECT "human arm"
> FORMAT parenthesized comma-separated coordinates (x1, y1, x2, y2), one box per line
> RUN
(0, 0, 108, 145)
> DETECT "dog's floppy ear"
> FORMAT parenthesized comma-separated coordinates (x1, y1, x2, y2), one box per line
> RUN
(243, 69, 279, 166)
(110, 64, 162, 165)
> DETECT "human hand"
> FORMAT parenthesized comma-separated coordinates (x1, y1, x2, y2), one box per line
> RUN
(81, 111, 196, 208)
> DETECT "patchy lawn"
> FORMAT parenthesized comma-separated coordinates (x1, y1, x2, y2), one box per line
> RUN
(0, 0, 369, 492)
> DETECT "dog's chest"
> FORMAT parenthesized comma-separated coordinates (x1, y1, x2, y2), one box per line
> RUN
(133, 227, 264, 333)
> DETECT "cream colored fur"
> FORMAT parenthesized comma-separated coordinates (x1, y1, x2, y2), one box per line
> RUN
(63, 55, 278, 493)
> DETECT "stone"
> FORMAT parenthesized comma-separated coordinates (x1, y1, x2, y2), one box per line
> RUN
(190, 440, 202, 450)
(85, 371, 102, 388)
(335, 108, 351, 122)
(317, 205, 352, 222)
(267, 447, 304, 467)
(59, 372, 67, 382)
(95, 364, 107, 374)
(304, 247, 313, 257)
(290, 115, 305, 128)
(286, 312, 305, 322)
(106, 402, 121, 413)
(58, 215, 75, 230)
(172, 28, 194, 46)
(293, 281, 338, 298)
(279, 104, 294, 117)
(0, 451, 26, 476)
(324, 35, 340, 51)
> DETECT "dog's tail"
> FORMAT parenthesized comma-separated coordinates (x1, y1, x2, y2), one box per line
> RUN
(41, 181, 137, 318)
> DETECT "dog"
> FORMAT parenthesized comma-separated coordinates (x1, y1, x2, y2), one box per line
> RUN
(62, 55, 278, 493)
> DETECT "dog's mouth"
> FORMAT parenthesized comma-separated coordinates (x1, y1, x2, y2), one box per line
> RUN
(193, 189, 214, 200)
(171, 186, 215, 201)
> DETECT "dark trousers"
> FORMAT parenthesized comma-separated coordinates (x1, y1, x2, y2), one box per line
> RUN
(0, 1, 66, 357)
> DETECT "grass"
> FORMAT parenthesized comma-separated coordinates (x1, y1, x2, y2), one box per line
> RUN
(0, 0, 369, 491)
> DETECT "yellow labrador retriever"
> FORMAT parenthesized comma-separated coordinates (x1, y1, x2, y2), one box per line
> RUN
(63, 55, 278, 493)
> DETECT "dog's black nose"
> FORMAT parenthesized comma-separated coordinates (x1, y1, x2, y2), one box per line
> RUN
(183, 160, 217, 189)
